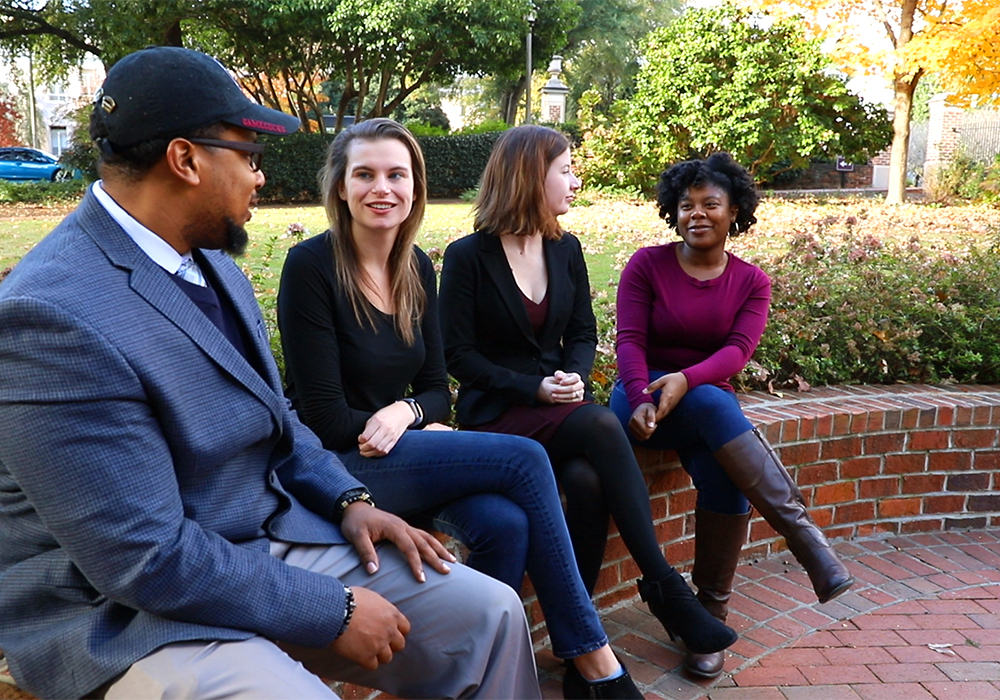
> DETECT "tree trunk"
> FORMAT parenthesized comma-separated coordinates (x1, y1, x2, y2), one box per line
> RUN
(885, 75, 918, 205)
(884, 0, 919, 205)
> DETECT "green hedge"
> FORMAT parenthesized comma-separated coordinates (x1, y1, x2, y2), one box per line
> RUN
(0, 179, 88, 204)
(258, 130, 506, 203)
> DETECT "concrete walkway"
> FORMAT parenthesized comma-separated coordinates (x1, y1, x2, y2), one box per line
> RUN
(534, 529, 1000, 700)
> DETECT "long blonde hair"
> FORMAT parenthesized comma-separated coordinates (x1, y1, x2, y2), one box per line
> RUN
(474, 125, 570, 240)
(319, 118, 428, 345)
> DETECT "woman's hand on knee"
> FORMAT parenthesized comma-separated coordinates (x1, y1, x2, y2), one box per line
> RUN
(629, 402, 658, 441)
(643, 372, 688, 421)
(358, 402, 414, 457)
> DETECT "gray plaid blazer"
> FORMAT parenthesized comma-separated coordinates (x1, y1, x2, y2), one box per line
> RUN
(0, 192, 364, 699)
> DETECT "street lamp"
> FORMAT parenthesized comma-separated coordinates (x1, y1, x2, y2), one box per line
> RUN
(524, 8, 535, 124)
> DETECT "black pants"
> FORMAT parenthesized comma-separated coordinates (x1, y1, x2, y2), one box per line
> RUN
(547, 403, 674, 595)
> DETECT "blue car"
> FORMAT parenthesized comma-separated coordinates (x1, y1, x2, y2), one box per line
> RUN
(0, 147, 76, 181)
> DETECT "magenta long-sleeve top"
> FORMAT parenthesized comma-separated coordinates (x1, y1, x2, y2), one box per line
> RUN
(615, 241, 772, 411)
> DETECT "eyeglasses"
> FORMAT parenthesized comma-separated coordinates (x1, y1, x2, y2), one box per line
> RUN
(187, 137, 265, 172)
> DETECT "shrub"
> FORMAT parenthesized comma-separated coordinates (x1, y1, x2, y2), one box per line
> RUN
(926, 151, 1000, 204)
(256, 129, 504, 202)
(0, 179, 87, 204)
(258, 131, 331, 203)
(737, 227, 1000, 391)
(417, 131, 505, 198)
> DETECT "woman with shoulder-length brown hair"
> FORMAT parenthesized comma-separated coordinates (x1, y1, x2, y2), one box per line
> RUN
(278, 118, 646, 699)
(438, 125, 738, 692)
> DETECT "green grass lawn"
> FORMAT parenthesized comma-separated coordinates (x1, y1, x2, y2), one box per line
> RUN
(4, 194, 998, 297)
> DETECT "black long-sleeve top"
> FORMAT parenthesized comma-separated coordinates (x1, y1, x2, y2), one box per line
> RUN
(277, 232, 451, 452)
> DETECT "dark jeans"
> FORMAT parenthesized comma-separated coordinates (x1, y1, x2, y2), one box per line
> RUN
(610, 377, 752, 515)
(337, 429, 608, 658)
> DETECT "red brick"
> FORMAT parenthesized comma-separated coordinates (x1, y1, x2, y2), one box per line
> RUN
(921, 682, 1000, 700)
(835, 501, 876, 524)
(732, 665, 807, 687)
(869, 663, 951, 682)
(900, 407, 920, 429)
(667, 489, 696, 515)
(969, 494, 1000, 513)
(776, 441, 819, 466)
(653, 516, 684, 543)
(649, 495, 668, 521)
(924, 495, 967, 514)
(885, 453, 927, 474)
(646, 466, 688, 493)
(879, 497, 922, 518)
(798, 461, 838, 485)
(953, 429, 998, 449)
(955, 404, 975, 425)
(814, 481, 857, 505)
(815, 413, 833, 437)
(865, 432, 906, 454)
(822, 436, 862, 459)
(852, 683, 936, 700)
(910, 429, 950, 450)
(861, 477, 901, 498)
(832, 413, 852, 436)
(902, 473, 945, 494)
(974, 450, 1000, 471)
(810, 506, 835, 528)
(901, 518, 943, 533)
(758, 647, 829, 667)
(947, 472, 991, 491)
(936, 405, 956, 426)
(800, 664, 881, 684)
(928, 452, 972, 471)
(841, 456, 882, 478)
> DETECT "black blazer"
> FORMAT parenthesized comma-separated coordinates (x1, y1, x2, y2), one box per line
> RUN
(439, 229, 597, 426)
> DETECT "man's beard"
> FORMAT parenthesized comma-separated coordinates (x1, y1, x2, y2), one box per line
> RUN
(222, 217, 249, 256)
(184, 216, 248, 256)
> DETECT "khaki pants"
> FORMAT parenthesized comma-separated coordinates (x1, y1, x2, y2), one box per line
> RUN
(105, 542, 540, 699)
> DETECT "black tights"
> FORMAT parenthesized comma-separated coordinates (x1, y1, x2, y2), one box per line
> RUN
(547, 403, 674, 593)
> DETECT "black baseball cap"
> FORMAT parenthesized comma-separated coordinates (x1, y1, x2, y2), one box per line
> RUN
(94, 46, 301, 149)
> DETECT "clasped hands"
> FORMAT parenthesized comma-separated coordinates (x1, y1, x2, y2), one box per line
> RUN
(537, 369, 585, 404)
(628, 371, 688, 442)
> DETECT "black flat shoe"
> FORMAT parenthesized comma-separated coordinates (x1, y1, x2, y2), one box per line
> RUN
(562, 659, 643, 699)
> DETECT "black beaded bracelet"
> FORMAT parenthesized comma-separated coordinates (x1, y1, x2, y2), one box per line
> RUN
(335, 586, 356, 639)
(334, 488, 376, 521)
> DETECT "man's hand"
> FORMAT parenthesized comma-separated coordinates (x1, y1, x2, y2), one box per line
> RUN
(330, 587, 410, 670)
(628, 402, 658, 442)
(643, 372, 689, 421)
(358, 402, 413, 457)
(340, 503, 455, 581)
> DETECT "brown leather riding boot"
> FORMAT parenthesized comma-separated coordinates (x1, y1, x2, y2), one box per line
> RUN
(713, 428, 854, 604)
(684, 508, 750, 679)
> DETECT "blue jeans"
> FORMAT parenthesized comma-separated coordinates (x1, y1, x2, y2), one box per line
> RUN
(610, 377, 752, 515)
(336, 430, 608, 659)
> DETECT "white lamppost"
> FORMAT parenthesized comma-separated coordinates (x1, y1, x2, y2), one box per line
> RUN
(524, 9, 535, 124)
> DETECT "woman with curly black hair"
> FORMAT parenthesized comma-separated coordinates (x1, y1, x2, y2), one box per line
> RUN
(610, 153, 854, 680)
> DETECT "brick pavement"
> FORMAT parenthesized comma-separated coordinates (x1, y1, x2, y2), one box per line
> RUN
(2, 530, 997, 700)
(535, 529, 1000, 700)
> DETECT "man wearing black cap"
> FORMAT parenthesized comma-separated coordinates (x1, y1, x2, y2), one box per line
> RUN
(0, 46, 539, 700)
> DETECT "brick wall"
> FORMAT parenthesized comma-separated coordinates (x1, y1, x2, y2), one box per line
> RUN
(560, 384, 1000, 621)
(770, 162, 875, 190)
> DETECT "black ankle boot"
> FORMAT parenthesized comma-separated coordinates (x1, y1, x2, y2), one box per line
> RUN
(563, 659, 643, 699)
(637, 570, 738, 654)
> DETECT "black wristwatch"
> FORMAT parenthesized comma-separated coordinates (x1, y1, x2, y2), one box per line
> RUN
(334, 488, 376, 521)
